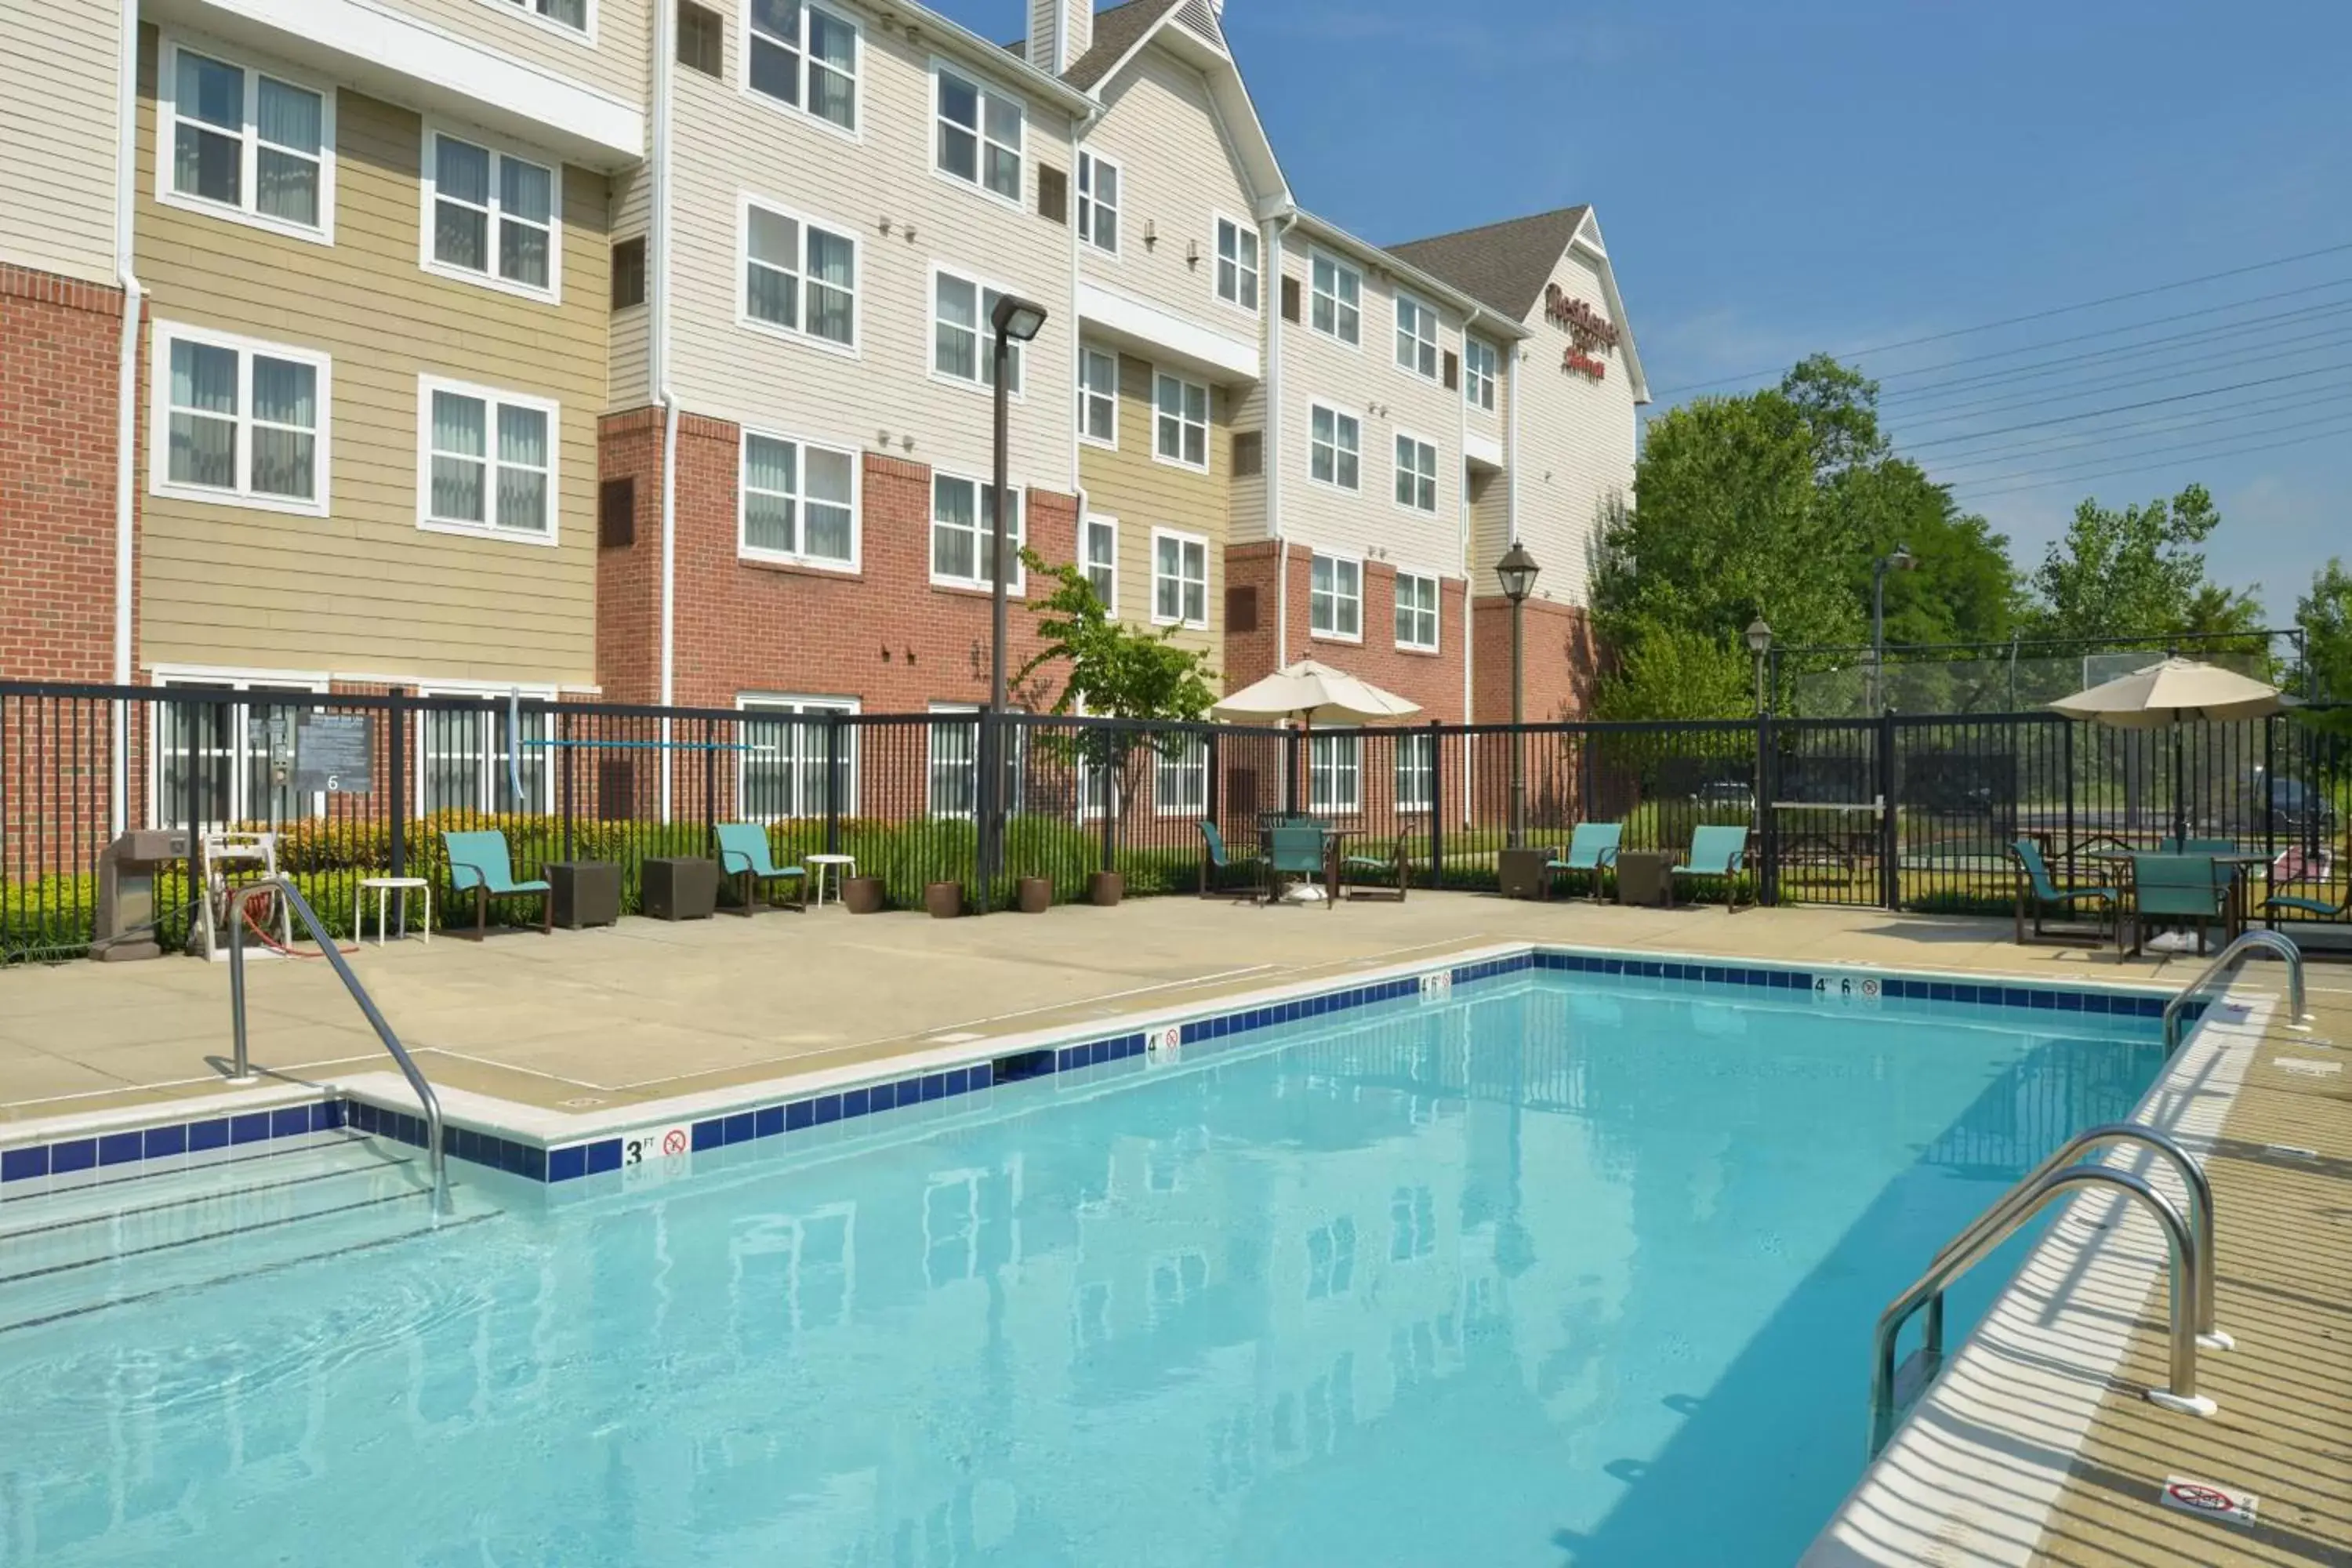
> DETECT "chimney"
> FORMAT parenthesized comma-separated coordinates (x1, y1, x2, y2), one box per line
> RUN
(1028, 0, 1093, 74)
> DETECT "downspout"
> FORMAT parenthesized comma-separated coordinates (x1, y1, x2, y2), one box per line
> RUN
(111, 0, 144, 836)
(1459, 308, 1484, 728)
(652, 0, 677, 820)
(1261, 210, 1295, 669)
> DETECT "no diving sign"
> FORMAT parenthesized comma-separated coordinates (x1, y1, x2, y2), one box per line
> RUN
(2158, 1476, 2258, 1526)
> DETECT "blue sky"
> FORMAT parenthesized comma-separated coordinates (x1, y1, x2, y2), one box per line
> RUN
(947, 0, 2352, 623)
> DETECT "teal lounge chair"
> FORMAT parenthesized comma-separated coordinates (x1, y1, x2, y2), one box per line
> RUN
(1264, 822, 1332, 909)
(2262, 839, 2350, 926)
(2129, 854, 2227, 957)
(1544, 823, 1622, 902)
(1342, 836, 1410, 902)
(1197, 821, 1258, 900)
(2009, 838, 2119, 947)
(443, 829, 551, 940)
(715, 822, 808, 915)
(1669, 826, 1748, 911)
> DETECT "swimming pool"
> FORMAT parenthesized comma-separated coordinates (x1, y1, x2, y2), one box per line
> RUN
(0, 957, 2168, 1566)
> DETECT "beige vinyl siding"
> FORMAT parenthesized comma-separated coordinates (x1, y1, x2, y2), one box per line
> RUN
(663, 13, 1079, 492)
(1226, 378, 1266, 541)
(1508, 244, 1637, 609)
(1076, 49, 1260, 334)
(376, 0, 649, 107)
(608, 162, 652, 408)
(1076, 352, 1224, 662)
(135, 27, 608, 684)
(1272, 227, 1467, 583)
(0, 0, 122, 282)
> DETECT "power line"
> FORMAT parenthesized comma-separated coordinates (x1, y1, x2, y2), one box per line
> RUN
(1903, 361, 2352, 450)
(1891, 325, 2352, 428)
(1928, 383, 2352, 471)
(1953, 419, 2352, 500)
(1653, 239, 2352, 397)
(1938, 405, 2352, 488)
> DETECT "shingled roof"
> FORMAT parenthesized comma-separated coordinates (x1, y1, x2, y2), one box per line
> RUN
(1004, 0, 1184, 90)
(1386, 206, 1592, 321)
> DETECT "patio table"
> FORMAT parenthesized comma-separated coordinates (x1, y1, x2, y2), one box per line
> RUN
(2089, 848, 2270, 942)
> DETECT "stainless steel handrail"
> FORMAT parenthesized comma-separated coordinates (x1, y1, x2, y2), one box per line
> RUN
(1869, 1165, 2212, 1457)
(225, 877, 448, 1213)
(2163, 929, 2310, 1051)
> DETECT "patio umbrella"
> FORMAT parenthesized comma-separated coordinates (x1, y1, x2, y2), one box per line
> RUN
(1211, 659, 1421, 728)
(2049, 658, 2294, 841)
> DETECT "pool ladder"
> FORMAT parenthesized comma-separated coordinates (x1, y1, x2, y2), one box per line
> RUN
(2163, 929, 2313, 1051)
(223, 876, 449, 1214)
(1867, 1123, 2225, 1457)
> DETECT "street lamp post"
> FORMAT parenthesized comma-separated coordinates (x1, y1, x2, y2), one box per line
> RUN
(1869, 544, 1917, 714)
(1745, 617, 1773, 716)
(982, 293, 1048, 906)
(1496, 543, 1541, 848)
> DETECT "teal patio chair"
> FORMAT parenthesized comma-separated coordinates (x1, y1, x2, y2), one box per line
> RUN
(2009, 837, 2119, 948)
(2262, 837, 2350, 927)
(1669, 826, 1750, 911)
(715, 822, 808, 915)
(1197, 821, 1258, 900)
(1544, 822, 1622, 902)
(2128, 854, 2227, 957)
(1263, 822, 1333, 909)
(443, 829, 551, 941)
(1342, 836, 1410, 902)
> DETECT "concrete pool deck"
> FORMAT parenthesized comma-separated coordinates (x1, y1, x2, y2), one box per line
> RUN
(2, 892, 2348, 1565)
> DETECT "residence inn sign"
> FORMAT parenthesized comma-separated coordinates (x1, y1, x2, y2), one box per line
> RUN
(1544, 283, 1619, 381)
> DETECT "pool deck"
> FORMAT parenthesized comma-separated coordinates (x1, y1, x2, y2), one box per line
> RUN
(4, 893, 2350, 1565)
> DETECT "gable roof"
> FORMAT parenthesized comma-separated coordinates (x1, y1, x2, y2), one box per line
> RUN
(1004, 0, 1185, 90)
(1386, 206, 1591, 321)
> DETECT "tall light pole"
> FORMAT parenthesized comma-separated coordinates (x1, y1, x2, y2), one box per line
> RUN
(1870, 544, 1916, 714)
(982, 293, 1047, 905)
(1496, 542, 1540, 848)
(1745, 617, 1773, 716)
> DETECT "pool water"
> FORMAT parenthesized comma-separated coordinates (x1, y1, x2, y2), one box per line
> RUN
(0, 971, 2164, 1566)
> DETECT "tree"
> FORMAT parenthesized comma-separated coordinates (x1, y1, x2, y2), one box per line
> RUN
(2029, 484, 2227, 642)
(2297, 557, 2352, 703)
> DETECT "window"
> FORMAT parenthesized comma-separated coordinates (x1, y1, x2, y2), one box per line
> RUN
(1396, 732, 1434, 812)
(677, 1, 724, 74)
(934, 270, 1023, 392)
(1152, 530, 1208, 627)
(1464, 336, 1498, 412)
(1394, 434, 1439, 514)
(1310, 252, 1360, 345)
(1395, 291, 1439, 379)
(739, 695, 858, 820)
(935, 66, 1022, 203)
(1308, 554, 1361, 641)
(611, 236, 645, 308)
(495, 0, 587, 33)
(741, 431, 857, 568)
(927, 706, 1023, 818)
(1305, 1217, 1356, 1300)
(161, 45, 331, 239)
(1153, 373, 1208, 470)
(419, 691, 552, 814)
(419, 378, 556, 542)
(1077, 151, 1119, 253)
(1395, 572, 1439, 650)
(153, 325, 328, 514)
(1308, 733, 1361, 815)
(1308, 404, 1359, 491)
(1154, 735, 1208, 817)
(1078, 347, 1118, 446)
(746, 0, 858, 132)
(152, 674, 329, 829)
(1390, 1185, 1436, 1261)
(425, 131, 558, 297)
(742, 198, 857, 347)
(1216, 216, 1258, 310)
(931, 474, 1022, 589)
(1083, 515, 1117, 608)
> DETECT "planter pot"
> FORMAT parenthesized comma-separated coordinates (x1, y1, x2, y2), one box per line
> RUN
(1016, 876, 1053, 914)
(841, 876, 886, 915)
(925, 881, 964, 920)
(1088, 871, 1125, 908)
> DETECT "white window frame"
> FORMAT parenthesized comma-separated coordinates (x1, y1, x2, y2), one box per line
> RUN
(1308, 731, 1362, 816)
(419, 124, 562, 303)
(1464, 336, 1499, 413)
(1077, 150, 1120, 256)
(481, 0, 597, 45)
(931, 62, 1025, 209)
(149, 321, 332, 517)
(737, 192, 861, 355)
(926, 703, 1024, 819)
(1393, 430, 1440, 515)
(738, 427, 861, 572)
(1082, 514, 1119, 610)
(1152, 370, 1210, 473)
(1077, 347, 1119, 449)
(1306, 400, 1360, 493)
(155, 38, 336, 245)
(1394, 290, 1440, 381)
(1214, 212, 1259, 314)
(1395, 731, 1435, 814)
(740, 0, 861, 138)
(1308, 552, 1363, 644)
(930, 264, 1026, 397)
(929, 471, 1025, 592)
(1152, 734, 1210, 818)
(1150, 527, 1210, 630)
(415, 679, 558, 815)
(736, 693, 860, 822)
(148, 666, 332, 829)
(415, 374, 560, 546)
(1394, 571, 1439, 652)
(1309, 249, 1362, 348)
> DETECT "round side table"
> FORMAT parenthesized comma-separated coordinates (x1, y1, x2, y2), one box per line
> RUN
(805, 855, 858, 907)
(356, 877, 433, 945)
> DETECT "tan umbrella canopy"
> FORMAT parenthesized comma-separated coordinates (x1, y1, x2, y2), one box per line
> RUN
(1212, 659, 1421, 728)
(2050, 657, 2294, 840)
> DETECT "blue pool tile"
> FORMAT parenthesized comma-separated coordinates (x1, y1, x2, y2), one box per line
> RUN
(142, 1123, 188, 1160)
(811, 1094, 842, 1126)
(187, 1117, 229, 1152)
(921, 1073, 946, 1102)
(722, 1112, 753, 1146)
(2057, 991, 2084, 1012)
(786, 1100, 815, 1131)
(1089, 1040, 1111, 1065)
(971, 1062, 993, 1089)
(2, 1145, 48, 1182)
(549, 1145, 587, 1183)
(520, 1145, 548, 1182)
(2084, 993, 2111, 1014)
(843, 1087, 870, 1119)
(869, 1081, 898, 1113)
(754, 1105, 786, 1138)
(585, 1139, 622, 1176)
(51, 1139, 95, 1174)
(945, 1069, 968, 1097)
(318, 1101, 347, 1131)
(347, 1101, 376, 1134)
(230, 1112, 270, 1146)
(2031, 990, 2056, 1010)
(1950, 984, 1976, 1005)
(97, 1131, 142, 1167)
(270, 1106, 310, 1140)
(498, 1138, 531, 1176)
(691, 1120, 724, 1152)
(895, 1076, 925, 1105)
(451, 1127, 480, 1166)
(1929, 983, 1954, 1003)
(1058, 1045, 1084, 1070)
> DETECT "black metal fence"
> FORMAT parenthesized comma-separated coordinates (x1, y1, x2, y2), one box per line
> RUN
(2, 681, 2346, 960)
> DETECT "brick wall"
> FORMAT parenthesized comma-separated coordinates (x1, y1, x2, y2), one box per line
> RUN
(1472, 594, 1598, 722)
(1221, 541, 1469, 723)
(596, 406, 666, 706)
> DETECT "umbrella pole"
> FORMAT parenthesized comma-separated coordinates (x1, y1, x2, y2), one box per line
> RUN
(2171, 720, 2186, 844)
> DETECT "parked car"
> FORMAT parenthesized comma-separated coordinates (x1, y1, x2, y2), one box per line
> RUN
(2241, 775, 2340, 840)
(1695, 779, 1757, 814)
